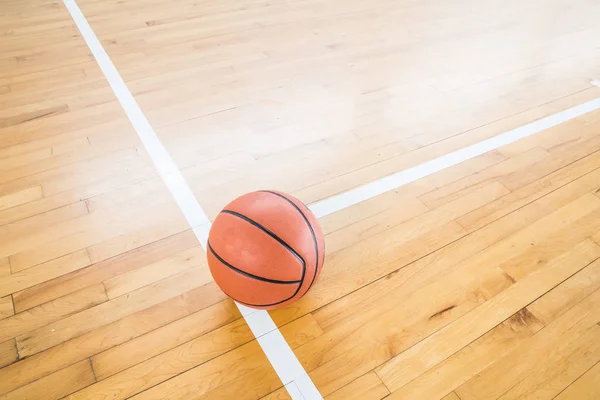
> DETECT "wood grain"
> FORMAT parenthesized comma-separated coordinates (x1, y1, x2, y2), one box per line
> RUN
(325, 371, 389, 400)
(3, 0, 600, 398)
(0, 340, 17, 369)
(0, 284, 107, 343)
(555, 361, 600, 400)
(0, 359, 95, 400)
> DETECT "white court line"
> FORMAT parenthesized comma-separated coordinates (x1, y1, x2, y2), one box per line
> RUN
(62, 0, 600, 395)
(61, 0, 320, 399)
(309, 94, 600, 218)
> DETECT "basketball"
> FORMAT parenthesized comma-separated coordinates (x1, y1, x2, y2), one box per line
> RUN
(206, 190, 325, 310)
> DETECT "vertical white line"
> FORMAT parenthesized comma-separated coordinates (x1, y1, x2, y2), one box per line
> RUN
(61, 0, 322, 398)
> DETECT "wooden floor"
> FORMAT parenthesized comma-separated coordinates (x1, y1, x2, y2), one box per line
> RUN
(1, 0, 600, 398)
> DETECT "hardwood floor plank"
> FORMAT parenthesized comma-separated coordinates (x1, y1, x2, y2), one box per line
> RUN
(66, 318, 255, 400)
(555, 361, 600, 400)
(0, 340, 17, 369)
(498, 124, 600, 192)
(418, 147, 548, 210)
(0, 259, 9, 277)
(440, 393, 462, 400)
(259, 387, 292, 400)
(1, 203, 90, 273)
(593, 231, 600, 247)
(91, 299, 239, 380)
(0, 186, 43, 212)
(85, 212, 189, 264)
(528, 259, 600, 325)
(103, 246, 204, 299)
(498, 325, 600, 399)
(0, 283, 226, 396)
(325, 371, 390, 400)
(457, 150, 600, 233)
(385, 308, 544, 399)
(276, 172, 600, 330)
(12, 230, 197, 312)
(16, 268, 209, 358)
(498, 205, 600, 281)
(0, 164, 156, 228)
(123, 314, 323, 400)
(455, 289, 600, 400)
(0, 296, 13, 320)
(4, 197, 184, 272)
(0, 250, 91, 298)
(0, 104, 69, 130)
(0, 359, 95, 400)
(295, 247, 516, 395)
(1, 201, 89, 244)
(375, 238, 600, 392)
(0, 284, 107, 343)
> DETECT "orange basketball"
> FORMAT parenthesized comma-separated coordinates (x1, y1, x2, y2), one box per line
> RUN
(207, 190, 325, 310)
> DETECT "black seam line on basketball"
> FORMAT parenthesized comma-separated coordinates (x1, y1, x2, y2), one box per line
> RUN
(219, 209, 306, 304)
(259, 191, 320, 291)
(220, 209, 306, 265)
(208, 242, 301, 285)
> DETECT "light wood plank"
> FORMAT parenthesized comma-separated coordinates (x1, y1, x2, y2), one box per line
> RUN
(593, 230, 600, 247)
(440, 393, 462, 400)
(0, 250, 91, 298)
(0, 340, 17, 369)
(123, 313, 324, 400)
(16, 267, 210, 358)
(499, 124, 600, 192)
(0, 164, 155, 227)
(325, 371, 390, 400)
(457, 147, 600, 232)
(260, 387, 292, 400)
(418, 147, 547, 209)
(0, 297, 13, 320)
(498, 325, 600, 399)
(0, 284, 107, 343)
(376, 238, 600, 392)
(528, 259, 600, 325)
(294, 239, 516, 395)
(455, 289, 600, 400)
(0, 104, 69, 130)
(85, 213, 189, 264)
(0, 186, 43, 212)
(91, 299, 239, 379)
(385, 308, 544, 399)
(12, 230, 197, 312)
(274, 156, 600, 328)
(67, 318, 255, 400)
(498, 206, 600, 281)
(2, 204, 90, 273)
(0, 259, 9, 277)
(103, 246, 204, 299)
(0, 359, 95, 400)
(0, 282, 226, 396)
(555, 361, 600, 400)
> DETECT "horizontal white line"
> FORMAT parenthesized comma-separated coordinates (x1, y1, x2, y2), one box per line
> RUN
(62, 0, 321, 398)
(309, 96, 600, 218)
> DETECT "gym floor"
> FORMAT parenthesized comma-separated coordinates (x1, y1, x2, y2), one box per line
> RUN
(1, 0, 600, 398)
